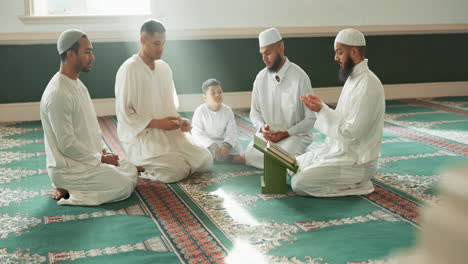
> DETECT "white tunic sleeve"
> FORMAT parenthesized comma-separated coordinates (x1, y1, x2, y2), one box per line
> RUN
(223, 107, 238, 147)
(44, 91, 101, 166)
(191, 106, 215, 148)
(115, 65, 152, 141)
(172, 81, 180, 110)
(315, 78, 380, 144)
(166, 65, 180, 111)
(286, 76, 316, 135)
(249, 78, 266, 131)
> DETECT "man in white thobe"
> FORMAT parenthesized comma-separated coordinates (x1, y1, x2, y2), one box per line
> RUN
(245, 28, 316, 169)
(40, 29, 138, 206)
(115, 20, 212, 183)
(292, 29, 385, 197)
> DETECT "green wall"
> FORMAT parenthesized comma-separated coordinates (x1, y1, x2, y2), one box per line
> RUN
(1, 33, 467, 103)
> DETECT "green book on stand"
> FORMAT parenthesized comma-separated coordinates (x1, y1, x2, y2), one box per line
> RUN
(253, 135, 299, 194)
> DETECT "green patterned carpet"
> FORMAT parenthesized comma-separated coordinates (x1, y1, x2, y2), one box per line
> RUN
(1, 97, 467, 264)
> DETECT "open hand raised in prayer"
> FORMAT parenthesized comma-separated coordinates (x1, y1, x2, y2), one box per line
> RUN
(178, 117, 192, 132)
(148, 117, 180, 131)
(301, 94, 323, 112)
(262, 125, 289, 143)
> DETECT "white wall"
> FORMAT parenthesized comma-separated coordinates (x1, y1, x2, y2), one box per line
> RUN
(0, 0, 467, 33)
(159, 0, 468, 29)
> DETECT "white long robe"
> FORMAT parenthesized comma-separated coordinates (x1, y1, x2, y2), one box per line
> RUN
(191, 103, 242, 156)
(115, 55, 212, 183)
(245, 58, 316, 169)
(291, 59, 385, 197)
(40, 73, 137, 206)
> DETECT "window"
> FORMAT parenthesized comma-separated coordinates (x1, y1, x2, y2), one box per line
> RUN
(21, 0, 152, 24)
(31, 0, 151, 16)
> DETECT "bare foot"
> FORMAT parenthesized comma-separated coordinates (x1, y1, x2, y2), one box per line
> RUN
(231, 155, 246, 164)
(51, 188, 69, 200)
(136, 166, 146, 174)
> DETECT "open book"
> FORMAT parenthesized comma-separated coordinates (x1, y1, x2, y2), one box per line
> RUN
(266, 141, 296, 165)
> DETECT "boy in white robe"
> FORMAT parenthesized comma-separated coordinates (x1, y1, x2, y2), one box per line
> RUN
(192, 79, 245, 164)
(292, 29, 385, 197)
(115, 20, 212, 183)
(245, 28, 316, 169)
(40, 29, 139, 206)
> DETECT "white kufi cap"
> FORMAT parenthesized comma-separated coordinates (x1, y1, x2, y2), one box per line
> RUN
(258, 28, 282, 47)
(57, 29, 86, 54)
(334, 28, 366, 49)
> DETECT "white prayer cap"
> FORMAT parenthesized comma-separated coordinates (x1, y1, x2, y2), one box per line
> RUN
(334, 28, 366, 49)
(258, 28, 282, 47)
(57, 29, 86, 54)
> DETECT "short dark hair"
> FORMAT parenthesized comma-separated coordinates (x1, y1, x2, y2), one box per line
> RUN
(59, 35, 87, 62)
(140, 19, 166, 35)
(202, 78, 221, 93)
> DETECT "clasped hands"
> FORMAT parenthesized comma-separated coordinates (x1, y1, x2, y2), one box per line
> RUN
(210, 143, 231, 161)
(101, 149, 120, 166)
(262, 125, 289, 143)
(148, 116, 192, 132)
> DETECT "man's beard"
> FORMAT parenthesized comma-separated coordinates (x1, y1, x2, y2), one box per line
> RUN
(74, 60, 92, 73)
(79, 64, 92, 73)
(268, 55, 283, 72)
(338, 56, 355, 82)
(152, 53, 162, 60)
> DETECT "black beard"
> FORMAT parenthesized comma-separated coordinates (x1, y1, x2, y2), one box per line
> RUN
(75, 61, 92, 73)
(268, 55, 283, 73)
(338, 56, 355, 82)
(79, 65, 91, 73)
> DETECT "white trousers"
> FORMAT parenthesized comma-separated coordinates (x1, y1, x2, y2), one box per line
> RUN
(291, 157, 377, 197)
(49, 160, 138, 206)
(244, 132, 312, 169)
(137, 152, 192, 183)
(124, 130, 213, 183)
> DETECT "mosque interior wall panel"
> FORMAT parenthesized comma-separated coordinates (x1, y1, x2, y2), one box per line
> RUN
(0, 33, 467, 104)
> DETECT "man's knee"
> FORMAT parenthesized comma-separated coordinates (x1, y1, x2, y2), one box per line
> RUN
(291, 172, 328, 197)
(156, 159, 190, 183)
(199, 150, 214, 172)
(279, 135, 311, 156)
(110, 162, 138, 187)
(245, 144, 263, 169)
(291, 173, 309, 196)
